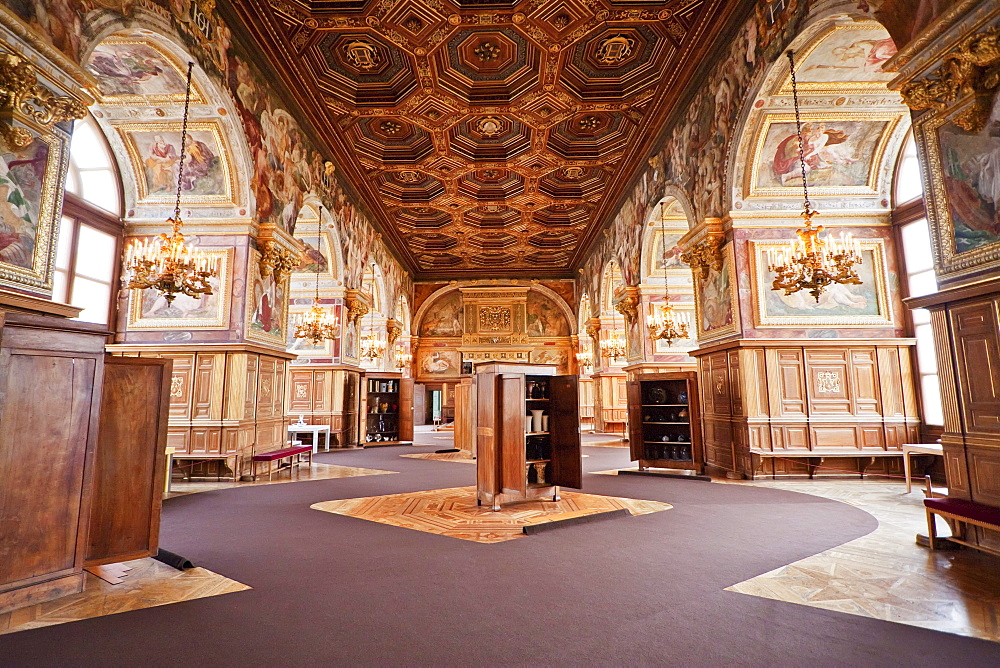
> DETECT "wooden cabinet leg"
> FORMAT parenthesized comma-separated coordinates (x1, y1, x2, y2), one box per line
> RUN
(553, 485, 561, 502)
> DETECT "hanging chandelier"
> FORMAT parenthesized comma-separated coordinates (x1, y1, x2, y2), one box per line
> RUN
(293, 221, 339, 345)
(767, 51, 863, 302)
(123, 62, 218, 304)
(575, 350, 593, 373)
(647, 201, 689, 345)
(394, 346, 412, 370)
(360, 264, 386, 362)
(600, 305, 627, 362)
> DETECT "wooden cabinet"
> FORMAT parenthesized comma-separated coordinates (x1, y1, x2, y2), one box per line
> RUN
(474, 363, 582, 511)
(86, 356, 171, 567)
(342, 370, 360, 448)
(361, 372, 413, 445)
(627, 372, 703, 474)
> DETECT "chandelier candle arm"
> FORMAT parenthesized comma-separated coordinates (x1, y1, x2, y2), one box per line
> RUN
(293, 216, 340, 345)
(766, 51, 863, 302)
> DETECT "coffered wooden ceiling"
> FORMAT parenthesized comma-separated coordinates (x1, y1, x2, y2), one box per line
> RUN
(229, 0, 745, 279)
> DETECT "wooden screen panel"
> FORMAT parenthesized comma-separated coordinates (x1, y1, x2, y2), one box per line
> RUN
(165, 353, 194, 420)
(709, 353, 731, 416)
(806, 350, 852, 416)
(728, 351, 744, 417)
(0, 351, 99, 590)
(244, 355, 259, 420)
(941, 438, 971, 499)
(810, 425, 861, 449)
(86, 357, 171, 567)
(951, 300, 1000, 435)
(475, 373, 499, 496)
(626, 380, 643, 461)
(767, 349, 807, 417)
(256, 357, 279, 420)
(876, 347, 907, 419)
(850, 349, 881, 416)
(968, 445, 1000, 506)
(499, 375, 526, 495)
(190, 427, 222, 454)
(399, 378, 414, 442)
(192, 354, 222, 420)
(289, 371, 313, 413)
(313, 370, 329, 413)
(550, 375, 582, 489)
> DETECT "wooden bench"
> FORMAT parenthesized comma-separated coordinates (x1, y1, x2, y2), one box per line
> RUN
(251, 445, 313, 481)
(749, 449, 903, 479)
(171, 454, 240, 481)
(924, 476, 1000, 558)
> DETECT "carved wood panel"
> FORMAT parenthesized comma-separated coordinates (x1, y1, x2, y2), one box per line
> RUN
(767, 349, 807, 417)
(165, 353, 194, 420)
(850, 349, 881, 416)
(805, 350, 852, 416)
(192, 354, 222, 420)
(968, 445, 1000, 506)
(950, 299, 1000, 435)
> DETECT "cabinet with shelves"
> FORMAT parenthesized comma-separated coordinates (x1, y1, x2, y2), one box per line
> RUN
(474, 362, 582, 511)
(361, 372, 413, 446)
(627, 372, 702, 473)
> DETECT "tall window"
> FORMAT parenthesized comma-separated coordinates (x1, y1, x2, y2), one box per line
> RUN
(56, 115, 123, 326)
(893, 132, 942, 426)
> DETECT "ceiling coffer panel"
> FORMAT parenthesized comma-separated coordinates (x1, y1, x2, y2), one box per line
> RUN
(245, 0, 730, 278)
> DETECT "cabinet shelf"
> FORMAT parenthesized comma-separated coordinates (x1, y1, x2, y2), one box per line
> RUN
(629, 372, 702, 475)
(526, 459, 551, 464)
(525, 431, 550, 436)
(640, 404, 688, 407)
(642, 421, 689, 425)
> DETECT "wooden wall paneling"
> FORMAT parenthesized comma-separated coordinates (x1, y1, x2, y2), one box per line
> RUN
(454, 380, 472, 453)
(966, 445, 1000, 506)
(289, 370, 312, 413)
(810, 425, 862, 450)
(313, 370, 330, 413)
(876, 347, 906, 418)
(0, 314, 106, 615)
(192, 353, 225, 420)
(950, 300, 1000, 436)
(222, 353, 247, 422)
(244, 354, 259, 421)
(941, 437, 971, 498)
(849, 349, 882, 416)
(166, 428, 190, 453)
(709, 353, 731, 416)
(740, 348, 769, 418)
(728, 350, 743, 417)
(766, 348, 809, 418)
(165, 353, 194, 420)
(499, 375, 526, 496)
(256, 356, 278, 420)
(86, 356, 171, 567)
(190, 427, 222, 455)
(805, 349, 852, 416)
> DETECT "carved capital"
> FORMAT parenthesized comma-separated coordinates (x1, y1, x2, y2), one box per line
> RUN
(259, 240, 299, 277)
(345, 291, 370, 326)
(386, 319, 402, 346)
(584, 317, 601, 341)
(900, 26, 1000, 133)
(681, 236, 724, 280)
(614, 293, 639, 327)
(0, 53, 87, 148)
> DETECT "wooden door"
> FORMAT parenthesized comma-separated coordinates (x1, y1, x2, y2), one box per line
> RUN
(86, 356, 171, 567)
(399, 378, 414, 441)
(475, 372, 499, 496)
(500, 374, 527, 495)
(549, 375, 582, 489)
(626, 380, 644, 461)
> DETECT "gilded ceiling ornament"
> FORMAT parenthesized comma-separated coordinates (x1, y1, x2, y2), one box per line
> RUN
(403, 16, 424, 33)
(380, 119, 402, 134)
(474, 41, 502, 61)
(563, 166, 584, 180)
(680, 237, 724, 280)
(552, 14, 571, 30)
(480, 168, 501, 179)
(578, 115, 602, 131)
(0, 53, 87, 148)
(344, 40, 381, 70)
(477, 116, 504, 136)
(596, 34, 636, 64)
(900, 26, 1000, 133)
(396, 170, 421, 183)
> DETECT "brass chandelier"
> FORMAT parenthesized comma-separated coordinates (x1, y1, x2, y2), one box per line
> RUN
(360, 264, 386, 362)
(123, 62, 218, 304)
(394, 345, 412, 370)
(575, 350, 594, 373)
(292, 220, 339, 345)
(600, 304, 627, 362)
(767, 51, 862, 302)
(647, 201, 689, 345)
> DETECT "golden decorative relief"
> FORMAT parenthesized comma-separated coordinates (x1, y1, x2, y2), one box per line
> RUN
(0, 53, 86, 148)
(596, 34, 635, 64)
(386, 320, 403, 345)
(614, 294, 638, 327)
(479, 305, 511, 331)
(259, 241, 299, 277)
(345, 295, 370, 325)
(169, 375, 184, 398)
(900, 27, 1000, 133)
(681, 237, 724, 280)
(344, 40, 380, 70)
(585, 320, 601, 340)
(816, 371, 842, 394)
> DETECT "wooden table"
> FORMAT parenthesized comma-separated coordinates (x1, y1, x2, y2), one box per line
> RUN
(288, 424, 332, 453)
(903, 442, 943, 493)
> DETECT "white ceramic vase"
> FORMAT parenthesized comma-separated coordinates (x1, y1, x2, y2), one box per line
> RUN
(541, 415, 549, 432)
(525, 415, 533, 433)
(531, 409, 544, 433)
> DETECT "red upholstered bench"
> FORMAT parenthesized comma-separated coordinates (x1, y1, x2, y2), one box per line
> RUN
(251, 445, 313, 481)
(924, 477, 1000, 558)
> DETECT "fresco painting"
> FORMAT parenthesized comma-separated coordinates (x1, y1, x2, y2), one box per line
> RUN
(761, 248, 883, 318)
(247, 250, 288, 344)
(758, 120, 886, 189)
(419, 292, 463, 337)
(795, 26, 897, 84)
(526, 292, 569, 337)
(295, 237, 329, 274)
(0, 133, 48, 270)
(128, 127, 226, 198)
(419, 349, 459, 376)
(698, 252, 735, 337)
(87, 40, 189, 98)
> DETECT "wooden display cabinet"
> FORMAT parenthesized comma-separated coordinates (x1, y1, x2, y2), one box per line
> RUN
(342, 370, 360, 448)
(361, 372, 413, 445)
(474, 363, 582, 511)
(627, 372, 703, 474)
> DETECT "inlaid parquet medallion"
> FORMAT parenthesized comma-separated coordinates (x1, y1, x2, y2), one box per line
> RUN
(0, 558, 249, 635)
(401, 451, 475, 463)
(311, 486, 670, 543)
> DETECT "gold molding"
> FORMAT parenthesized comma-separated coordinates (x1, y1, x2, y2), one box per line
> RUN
(613, 291, 639, 327)
(259, 240, 299, 278)
(386, 318, 402, 346)
(900, 26, 1000, 133)
(0, 52, 86, 148)
(345, 290, 370, 326)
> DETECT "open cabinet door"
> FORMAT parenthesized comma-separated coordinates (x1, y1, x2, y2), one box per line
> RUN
(626, 380, 644, 461)
(549, 375, 582, 489)
(476, 372, 499, 497)
(500, 374, 527, 495)
(399, 378, 414, 442)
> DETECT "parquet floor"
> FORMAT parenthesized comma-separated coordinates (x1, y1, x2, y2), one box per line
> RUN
(167, 462, 397, 498)
(0, 558, 249, 635)
(311, 485, 671, 543)
(723, 479, 1000, 642)
(400, 451, 475, 463)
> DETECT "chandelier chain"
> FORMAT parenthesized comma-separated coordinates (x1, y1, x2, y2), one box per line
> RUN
(173, 62, 194, 227)
(787, 50, 811, 215)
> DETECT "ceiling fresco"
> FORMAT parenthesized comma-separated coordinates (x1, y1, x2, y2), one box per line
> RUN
(229, 0, 745, 278)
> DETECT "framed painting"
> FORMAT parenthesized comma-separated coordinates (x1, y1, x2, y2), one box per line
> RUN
(749, 239, 893, 327)
(915, 92, 1000, 283)
(115, 121, 234, 206)
(127, 247, 232, 329)
(245, 248, 290, 346)
(748, 113, 900, 198)
(0, 118, 69, 294)
(692, 243, 740, 342)
(286, 311, 334, 357)
(85, 36, 204, 106)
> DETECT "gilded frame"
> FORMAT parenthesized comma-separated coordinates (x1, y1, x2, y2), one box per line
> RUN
(86, 36, 206, 106)
(692, 243, 740, 343)
(126, 247, 232, 329)
(114, 120, 235, 206)
(245, 248, 290, 346)
(748, 238, 893, 327)
(746, 112, 901, 199)
(913, 94, 1000, 283)
(0, 115, 69, 294)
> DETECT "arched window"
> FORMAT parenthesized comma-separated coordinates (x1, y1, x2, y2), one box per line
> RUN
(893, 133, 924, 207)
(55, 115, 124, 326)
